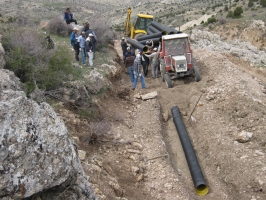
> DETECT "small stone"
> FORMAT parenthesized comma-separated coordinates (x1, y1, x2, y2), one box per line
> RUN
(78, 150, 86, 161)
(163, 111, 169, 122)
(137, 174, 144, 182)
(131, 166, 140, 176)
(164, 183, 173, 190)
(236, 131, 253, 143)
(127, 149, 141, 154)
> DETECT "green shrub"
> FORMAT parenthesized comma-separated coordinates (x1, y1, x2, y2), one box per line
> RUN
(234, 6, 243, 16)
(207, 16, 217, 24)
(260, 0, 266, 7)
(226, 10, 234, 18)
(3, 27, 78, 92)
(224, 6, 229, 11)
(248, 0, 254, 7)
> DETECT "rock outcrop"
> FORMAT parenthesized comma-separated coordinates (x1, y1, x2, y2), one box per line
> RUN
(0, 69, 96, 200)
(191, 29, 266, 67)
(0, 42, 5, 69)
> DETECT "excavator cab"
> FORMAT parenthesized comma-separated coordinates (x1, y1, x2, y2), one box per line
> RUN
(134, 14, 153, 33)
(124, 7, 153, 39)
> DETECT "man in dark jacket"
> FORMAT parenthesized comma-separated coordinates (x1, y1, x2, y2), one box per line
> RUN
(85, 33, 95, 68)
(64, 8, 77, 25)
(125, 51, 135, 83)
(141, 53, 149, 77)
(121, 37, 128, 55)
(85, 23, 97, 59)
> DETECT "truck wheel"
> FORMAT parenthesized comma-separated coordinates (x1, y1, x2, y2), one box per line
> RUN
(164, 74, 173, 88)
(192, 65, 201, 82)
(160, 59, 166, 82)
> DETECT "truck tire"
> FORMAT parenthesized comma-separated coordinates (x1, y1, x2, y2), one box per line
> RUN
(164, 73, 173, 88)
(160, 59, 166, 82)
(192, 65, 201, 82)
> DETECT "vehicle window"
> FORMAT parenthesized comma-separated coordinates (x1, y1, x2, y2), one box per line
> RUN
(164, 38, 188, 55)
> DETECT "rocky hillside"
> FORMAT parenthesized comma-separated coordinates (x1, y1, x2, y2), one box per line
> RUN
(0, 56, 96, 199)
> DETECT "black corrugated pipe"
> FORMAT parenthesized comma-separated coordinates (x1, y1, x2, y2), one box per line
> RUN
(126, 38, 149, 53)
(137, 32, 162, 41)
(149, 25, 161, 33)
(147, 29, 154, 35)
(138, 37, 160, 46)
(171, 106, 209, 196)
(151, 21, 178, 34)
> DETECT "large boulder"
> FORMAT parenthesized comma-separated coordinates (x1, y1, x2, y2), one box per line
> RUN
(0, 69, 96, 200)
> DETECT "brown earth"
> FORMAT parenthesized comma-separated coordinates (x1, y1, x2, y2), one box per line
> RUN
(53, 24, 266, 200)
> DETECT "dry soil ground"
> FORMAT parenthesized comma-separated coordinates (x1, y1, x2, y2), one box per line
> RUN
(55, 26, 266, 200)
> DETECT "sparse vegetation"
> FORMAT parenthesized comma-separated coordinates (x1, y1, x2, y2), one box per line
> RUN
(2, 23, 79, 92)
(46, 17, 72, 37)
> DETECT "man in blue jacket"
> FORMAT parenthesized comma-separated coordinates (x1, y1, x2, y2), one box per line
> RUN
(70, 27, 79, 61)
(64, 8, 77, 25)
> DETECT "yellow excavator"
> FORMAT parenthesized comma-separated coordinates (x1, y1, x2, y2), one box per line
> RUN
(124, 7, 153, 39)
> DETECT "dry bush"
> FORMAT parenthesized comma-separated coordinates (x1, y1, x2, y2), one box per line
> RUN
(46, 17, 72, 37)
(89, 13, 118, 50)
(219, 18, 226, 25)
(89, 121, 111, 137)
(3, 26, 75, 93)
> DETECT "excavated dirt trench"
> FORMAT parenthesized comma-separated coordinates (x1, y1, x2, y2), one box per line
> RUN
(55, 38, 266, 200)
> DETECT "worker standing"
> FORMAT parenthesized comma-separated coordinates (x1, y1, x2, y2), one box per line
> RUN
(86, 33, 95, 68)
(85, 24, 97, 59)
(132, 49, 146, 90)
(70, 27, 79, 61)
(78, 31, 87, 65)
(144, 42, 161, 78)
(125, 49, 135, 83)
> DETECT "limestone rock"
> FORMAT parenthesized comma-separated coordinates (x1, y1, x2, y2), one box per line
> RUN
(109, 181, 124, 197)
(236, 130, 253, 143)
(134, 93, 142, 99)
(137, 174, 144, 182)
(131, 166, 140, 176)
(98, 64, 117, 77)
(78, 150, 87, 161)
(0, 42, 5, 69)
(163, 111, 169, 122)
(141, 91, 158, 100)
(0, 69, 96, 199)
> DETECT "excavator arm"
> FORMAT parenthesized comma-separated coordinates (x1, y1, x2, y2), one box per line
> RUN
(124, 7, 132, 36)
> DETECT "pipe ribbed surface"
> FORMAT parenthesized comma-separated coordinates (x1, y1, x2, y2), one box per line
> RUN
(171, 106, 209, 196)
(126, 38, 149, 53)
(147, 29, 154, 35)
(151, 21, 178, 34)
(149, 25, 161, 33)
(138, 37, 160, 45)
(137, 32, 162, 41)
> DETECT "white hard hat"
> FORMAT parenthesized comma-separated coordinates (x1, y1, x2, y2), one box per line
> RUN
(89, 33, 93, 36)
(73, 27, 78, 31)
(127, 47, 130, 50)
